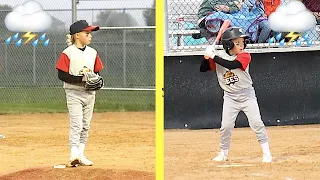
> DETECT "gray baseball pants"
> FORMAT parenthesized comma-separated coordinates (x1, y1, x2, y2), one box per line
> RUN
(219, 86, 268, 150)
(65, 89, 95, 148)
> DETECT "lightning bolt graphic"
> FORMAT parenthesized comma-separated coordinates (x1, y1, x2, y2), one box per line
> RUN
(22, 32, 37, 44)
(285, 32, 300, 43)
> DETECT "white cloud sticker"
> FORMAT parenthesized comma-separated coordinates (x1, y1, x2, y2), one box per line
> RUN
(268, 0, 316, 32)
(4, 0, 52, 32)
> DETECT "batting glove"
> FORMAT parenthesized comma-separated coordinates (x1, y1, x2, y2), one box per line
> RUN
(204, 45, 216, 59)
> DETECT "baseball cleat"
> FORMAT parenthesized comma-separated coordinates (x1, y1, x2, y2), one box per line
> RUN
(262, 154, 272, 163)
(212, 152, 228, 162)
(79, 156, 93, 166)
(70, 156, 80, 167)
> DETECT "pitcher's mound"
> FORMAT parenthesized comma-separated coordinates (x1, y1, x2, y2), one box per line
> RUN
(0, 167, 155, 180)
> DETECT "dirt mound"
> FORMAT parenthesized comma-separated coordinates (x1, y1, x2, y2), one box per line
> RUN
(0, 167, 155, 180)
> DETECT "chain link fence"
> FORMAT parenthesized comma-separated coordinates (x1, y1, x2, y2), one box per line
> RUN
(165, 0, 320, 52)
(0, 0, 155, 113)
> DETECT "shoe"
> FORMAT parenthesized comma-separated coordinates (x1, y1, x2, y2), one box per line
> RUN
(70, 155, 80, 167)
(212, 152, 228, 162)
(262, 154, 272, 163)
(79, 156, 93, 166)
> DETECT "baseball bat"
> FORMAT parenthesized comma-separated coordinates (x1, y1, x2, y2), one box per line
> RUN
(204, 20, 231, 59)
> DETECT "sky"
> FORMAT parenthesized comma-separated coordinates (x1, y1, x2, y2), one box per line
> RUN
(1, 0, 154, 26)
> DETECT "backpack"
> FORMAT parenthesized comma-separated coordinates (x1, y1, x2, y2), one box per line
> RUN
(263, 0, 281, 17)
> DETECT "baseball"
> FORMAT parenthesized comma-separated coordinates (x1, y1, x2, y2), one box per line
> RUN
(277, 119, 280, 123)
(184, 124, 188, 128)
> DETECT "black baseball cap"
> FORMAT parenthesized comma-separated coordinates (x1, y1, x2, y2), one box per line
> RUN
(69, 20, 99, 35)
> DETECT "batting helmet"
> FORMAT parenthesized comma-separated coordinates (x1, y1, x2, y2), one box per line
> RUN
(221, 27, 249, 51)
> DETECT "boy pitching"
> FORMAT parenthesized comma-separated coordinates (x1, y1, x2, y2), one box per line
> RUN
(56, 20, 104, 166)
(200, 27, 272, 163)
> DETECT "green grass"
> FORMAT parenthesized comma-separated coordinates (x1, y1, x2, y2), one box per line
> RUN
(0, 87, 155, 114)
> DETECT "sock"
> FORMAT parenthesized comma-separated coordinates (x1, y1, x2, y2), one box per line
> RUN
(261, 142, 271, 156)
(79, 143, 86, 157)
(221, 149, 229, 156)
(70, 146, 79, 156)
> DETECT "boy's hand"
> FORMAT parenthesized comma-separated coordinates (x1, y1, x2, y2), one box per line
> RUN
(204, 45, 216, 59)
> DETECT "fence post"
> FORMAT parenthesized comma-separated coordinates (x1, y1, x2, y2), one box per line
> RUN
(72, 0, 78, 22)
(122, 9, 127, 87)
(33, 46, 36, 85)
(5, 45, 8, 77)
(54, 43, 57, 61)
(164, 0, 169, 53)
(123, 29, 127, 87)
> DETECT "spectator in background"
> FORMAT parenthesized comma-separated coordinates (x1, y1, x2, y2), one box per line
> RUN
(262, 0, 280, 17)
(249, 0, 273, 43)
(194, 0, 242, 40)
(195, 0, 272, 43)
(197, 0, 241, 29)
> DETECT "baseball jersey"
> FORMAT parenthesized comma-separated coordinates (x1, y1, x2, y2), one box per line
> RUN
(209, 50, 253, 92)
(56, 45, 104, 89)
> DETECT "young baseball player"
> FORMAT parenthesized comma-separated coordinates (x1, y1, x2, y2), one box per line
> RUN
(200, 27, 272, 163)
(56, 20, 104, 166)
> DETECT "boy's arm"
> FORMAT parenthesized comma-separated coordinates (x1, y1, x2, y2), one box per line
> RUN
(58, 70, 84, 83)
(200, 58, 216, 72)
(211, 51, 251, 70)
(213, 56, 242, 69)
(94, 54, 104, 73)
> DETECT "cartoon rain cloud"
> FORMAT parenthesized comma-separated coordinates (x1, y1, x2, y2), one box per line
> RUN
(268, 0, 316, 32)
(4, 0, 52, 32)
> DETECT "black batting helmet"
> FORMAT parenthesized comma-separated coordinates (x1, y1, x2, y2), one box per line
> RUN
(221, 27, 249, 50)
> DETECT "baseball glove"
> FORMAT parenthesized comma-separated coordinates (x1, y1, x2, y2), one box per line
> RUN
(83, 72, 104, 91)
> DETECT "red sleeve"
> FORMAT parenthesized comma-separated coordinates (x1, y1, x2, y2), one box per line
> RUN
(235, 52, 251, 71)
(56, 53, 70, 73)
(94, 54, 104, 73)
(208, 58, 216, 71)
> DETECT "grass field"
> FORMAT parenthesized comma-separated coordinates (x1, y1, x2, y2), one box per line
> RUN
(0, 87, 155, 114)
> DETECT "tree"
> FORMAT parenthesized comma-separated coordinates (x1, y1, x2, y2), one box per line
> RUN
(0, 4, 13, 39)
(95, 9, 138, 27)
(143, 0, 155, 26)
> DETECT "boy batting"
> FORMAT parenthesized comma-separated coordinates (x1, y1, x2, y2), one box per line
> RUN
(200, 26, 272, 163)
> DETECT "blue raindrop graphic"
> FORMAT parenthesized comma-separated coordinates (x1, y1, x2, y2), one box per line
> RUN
(5, 37, 11, 45)
(279, 39, 285, 46)
(40, 33, 46, 41)
(295, 40, 301, 47)
(307, 40, 312, 46)
(44, 39, 50, 47)
(268, 37, 275, 44)
(16, 39, 22, 46)
(32, 39, 39, 47)
(276, 33, 282, 41)
(13, 33, 19, 40)
(302, 33, 309, 41)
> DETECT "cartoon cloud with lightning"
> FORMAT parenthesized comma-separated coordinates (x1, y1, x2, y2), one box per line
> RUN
(268, 0, 316, 33)
(4, 0, 52, 45)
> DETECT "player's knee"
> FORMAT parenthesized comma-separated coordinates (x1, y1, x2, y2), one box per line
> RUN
(220, 124, 234, 132)
(82, 125, 90, 131)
